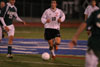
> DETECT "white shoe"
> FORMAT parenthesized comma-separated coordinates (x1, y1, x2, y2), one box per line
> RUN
(7, 54, 13, 58)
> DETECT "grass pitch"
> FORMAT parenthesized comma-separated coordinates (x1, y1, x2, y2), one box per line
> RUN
(0, 54, 85, 67)
(14, 27, 88, 40)
(1, 27, 89, 67)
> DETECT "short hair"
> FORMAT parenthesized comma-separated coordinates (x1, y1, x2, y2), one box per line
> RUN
(0, 0, 5, 3)
(8, 0, 15, 2)
(91, 0, 96, 2)
(51, 0, 57, 2)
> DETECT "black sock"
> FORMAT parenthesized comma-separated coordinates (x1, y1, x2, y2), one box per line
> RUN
(8, 46, 12, 54)
(49, 46, 53, 50)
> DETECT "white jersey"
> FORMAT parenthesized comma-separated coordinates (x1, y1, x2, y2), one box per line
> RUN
(41, 8, 65, 30)
(84, 5, 99, 18)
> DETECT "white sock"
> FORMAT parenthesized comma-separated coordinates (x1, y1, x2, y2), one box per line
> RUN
(51, 49, 56, 56)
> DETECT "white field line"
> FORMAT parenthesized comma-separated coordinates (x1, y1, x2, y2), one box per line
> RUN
(0, 50, 38, 54)
(0, 45, 87, 50)
(0, 40, 87, 51)
(0, 60, 83, 67)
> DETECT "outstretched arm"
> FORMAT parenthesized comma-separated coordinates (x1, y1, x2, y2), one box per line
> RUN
(14, 12, 26, 25)
(69, 11, 95, 48)
(69, 22, 87, 48)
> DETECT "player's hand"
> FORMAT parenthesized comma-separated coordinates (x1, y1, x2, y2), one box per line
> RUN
(69, 37, 77, 49)
(58, 18, 62, 23)
(87, 31, 91, 36)
(23, 22, 26, 25)
(4, 26, 9, 32)
(46, 19, 50, 23)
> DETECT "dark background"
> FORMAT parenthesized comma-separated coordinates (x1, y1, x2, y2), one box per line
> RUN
(1, 0, 100, 20)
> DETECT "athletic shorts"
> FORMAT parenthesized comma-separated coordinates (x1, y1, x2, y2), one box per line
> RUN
(7, 24, 15, 36)
(44, 28, 61, 40)
(0, 26, 2, 39)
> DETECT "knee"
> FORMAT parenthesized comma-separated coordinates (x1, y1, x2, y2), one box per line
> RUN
(55, 41, 60, 45)
(9, 36, 14, 41)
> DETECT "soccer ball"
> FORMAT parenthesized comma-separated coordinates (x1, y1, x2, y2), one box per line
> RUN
(41, 52, 50, 60)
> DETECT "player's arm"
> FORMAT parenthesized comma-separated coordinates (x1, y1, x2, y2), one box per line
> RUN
(84, 6, 89, 21)
(41, 10, 50, 24)
(85, 14, 88, 21)
(86, 12, 94, 31)
(69, 22, 87, 48)
(69, 12, 94, 48)
(85, 14, 91, 35)
(14, 12, 26, 25)
(84, 6, 92, 35)
(58, 10, 65, 23)
(0, 17, 9, 31)
(0, 6, 9, 31)
(0, 6, 6, 26)
(0, 17, 6, 26)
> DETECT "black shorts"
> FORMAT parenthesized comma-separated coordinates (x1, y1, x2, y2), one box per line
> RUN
(44, 28, 61, 40)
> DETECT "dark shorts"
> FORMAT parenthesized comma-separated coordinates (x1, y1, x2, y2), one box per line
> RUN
(44, 28, 61, 40)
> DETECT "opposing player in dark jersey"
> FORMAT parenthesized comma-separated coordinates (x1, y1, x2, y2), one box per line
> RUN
(69, 10, 100, 67)
(0, 1, 5, 42)
(0, 1, 7, 42)
(0, 0, 26, 58)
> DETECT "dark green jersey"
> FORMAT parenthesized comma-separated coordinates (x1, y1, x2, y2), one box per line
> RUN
(0, 3, 17, 26)
(87, 10, 100, 37)
(86, 9, 100, 51)
(0, 8, 3, 26)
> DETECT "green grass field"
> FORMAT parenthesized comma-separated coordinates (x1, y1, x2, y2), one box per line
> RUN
(15, 27, 88, 40)
(1, 27, 89, 67)
(0, 54, 85, 67)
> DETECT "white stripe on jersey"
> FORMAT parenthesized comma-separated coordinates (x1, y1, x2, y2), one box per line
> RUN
(84, 5, 99, 18)
(41, 8, 65, 30)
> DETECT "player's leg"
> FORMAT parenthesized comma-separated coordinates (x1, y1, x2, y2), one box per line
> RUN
(8, 36, 13, 45)
(7, 25, 15, 58)
(44, 29, 56, 59)
(54, 37, 61, 51)
(55, 37, 61, 45)
(85, 49, 99, 67)
(53, 29, 61, 51)
(2, 28, 5, 38)
(48, 39, 56, 59)
(0, 26, 2, 42)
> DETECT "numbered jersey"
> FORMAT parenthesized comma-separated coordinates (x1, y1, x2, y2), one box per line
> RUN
(0, 3, 17, 26)
(87, 10, 100, 36)
(87, 10, 100, 50)
(41, 8, 65, 30)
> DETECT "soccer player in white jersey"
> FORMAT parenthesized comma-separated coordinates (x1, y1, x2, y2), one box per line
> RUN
(0, 0, 26, 58)
(84, 0, 99, 21)
(41, 0, 65, 59)
(84, 0, 99, 35)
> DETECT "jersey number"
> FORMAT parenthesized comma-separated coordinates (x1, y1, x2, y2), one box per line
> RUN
(9, 15, 13, 19)
(52, 17, 56, 21)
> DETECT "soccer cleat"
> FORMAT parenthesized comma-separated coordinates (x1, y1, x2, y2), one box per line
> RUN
(52, 55, 56, 60)
(54, 45, 58, 51)
(7, 54, 13, 59)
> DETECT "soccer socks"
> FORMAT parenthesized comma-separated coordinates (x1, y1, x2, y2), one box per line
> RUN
(8, 45, 12, 55)
(49, 46, 56, 57)
(51, 49, 56, 56)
